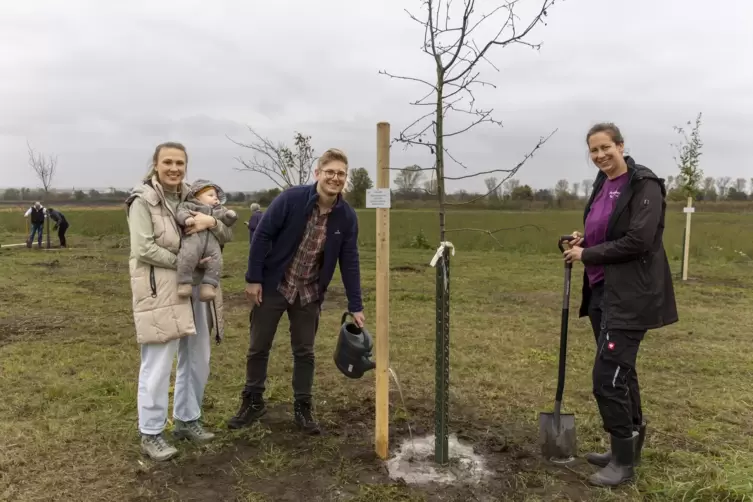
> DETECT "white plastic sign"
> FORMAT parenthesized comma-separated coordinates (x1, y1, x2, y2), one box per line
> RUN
(366, 188, 391, 209)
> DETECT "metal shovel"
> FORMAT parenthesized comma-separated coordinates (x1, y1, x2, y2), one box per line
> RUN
(538, 235, 577, 463)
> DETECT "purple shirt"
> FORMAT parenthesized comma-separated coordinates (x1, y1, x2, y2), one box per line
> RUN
(584, 173, 628, 286)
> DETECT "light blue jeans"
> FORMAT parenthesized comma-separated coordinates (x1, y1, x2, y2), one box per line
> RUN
(28, 223, 44, 245)
(137, 286, 211, 435)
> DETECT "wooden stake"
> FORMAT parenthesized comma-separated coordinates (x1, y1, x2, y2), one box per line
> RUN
(46, 210, 51, 249)
(682, 196, 693, 281)
(374, 122, 391, 460)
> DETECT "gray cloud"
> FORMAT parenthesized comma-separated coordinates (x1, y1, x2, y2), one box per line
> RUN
(1, 0, 751, 193)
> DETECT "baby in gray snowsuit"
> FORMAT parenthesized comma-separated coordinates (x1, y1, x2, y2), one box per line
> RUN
(175, 180, 238, 302)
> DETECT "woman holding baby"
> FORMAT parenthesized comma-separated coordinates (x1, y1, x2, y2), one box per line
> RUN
(126, 142, 233, 461)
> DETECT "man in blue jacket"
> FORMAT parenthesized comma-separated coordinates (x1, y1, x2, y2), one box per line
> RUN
(228, 148, 365, 434)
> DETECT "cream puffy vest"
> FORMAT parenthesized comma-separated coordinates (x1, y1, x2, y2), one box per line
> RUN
(126, 177, 225, 345)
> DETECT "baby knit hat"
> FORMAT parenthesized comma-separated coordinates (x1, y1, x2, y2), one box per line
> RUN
(189, 179, 226, 204)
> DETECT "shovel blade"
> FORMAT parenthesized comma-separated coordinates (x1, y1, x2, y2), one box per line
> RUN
(538, 411, 577, 461)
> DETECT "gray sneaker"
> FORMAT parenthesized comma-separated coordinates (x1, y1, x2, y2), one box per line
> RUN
(173, 419, 215, 442)
(141, 433, 178, 462)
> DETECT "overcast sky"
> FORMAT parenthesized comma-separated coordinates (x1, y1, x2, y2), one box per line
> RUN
(1, 0, 751, 193)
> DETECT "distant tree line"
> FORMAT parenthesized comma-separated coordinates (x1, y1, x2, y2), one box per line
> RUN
(3, 172, 752, 208)
(0, 186, 284, 206)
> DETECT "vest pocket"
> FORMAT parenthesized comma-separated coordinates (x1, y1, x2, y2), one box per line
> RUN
(149, 265, 158, 298)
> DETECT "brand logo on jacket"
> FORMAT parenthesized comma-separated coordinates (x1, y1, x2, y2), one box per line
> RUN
(607, 342, 615, 350)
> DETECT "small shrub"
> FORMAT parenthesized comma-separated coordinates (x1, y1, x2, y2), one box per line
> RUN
(406, 228, 432, 250)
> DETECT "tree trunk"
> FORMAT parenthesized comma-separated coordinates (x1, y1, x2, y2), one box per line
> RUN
(436, 75, 446, 241)
(433, 68, 451, 465)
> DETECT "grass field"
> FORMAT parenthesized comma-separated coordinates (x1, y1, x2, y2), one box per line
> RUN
(1, 207, 752, 501)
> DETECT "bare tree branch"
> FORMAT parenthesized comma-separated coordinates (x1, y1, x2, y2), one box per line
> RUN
(228, 127, 316, 189)
(448, 129, 557, 205)
(27, 141, 57, 195)
(444, 223, 545, 247)
(381, 0, 560, 248)
(378, 70, 437, 89)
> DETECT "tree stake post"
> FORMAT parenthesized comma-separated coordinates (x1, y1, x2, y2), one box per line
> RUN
(45, 209, 51, 249)
(373, 122, 391, 459)
(430, 242, 454, 465)
(681, 196, 694, 280)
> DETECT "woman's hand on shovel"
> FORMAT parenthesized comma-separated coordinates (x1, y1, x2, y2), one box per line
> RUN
(563, 246, 583, 263)
(567, 230, 584, 248)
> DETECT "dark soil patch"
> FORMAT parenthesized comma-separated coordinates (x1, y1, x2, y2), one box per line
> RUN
(391, 265, 425, 274)
(0, 315, 70, 346)
(32, 259, 61, 268)
(137, 397, 592, 502)
(0, 287, 26, 304)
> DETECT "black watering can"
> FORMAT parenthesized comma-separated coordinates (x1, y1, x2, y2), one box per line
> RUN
(333, 311, 376, 379)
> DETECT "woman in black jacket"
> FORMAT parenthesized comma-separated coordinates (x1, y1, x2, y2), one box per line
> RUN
(562, 123, 678, 487)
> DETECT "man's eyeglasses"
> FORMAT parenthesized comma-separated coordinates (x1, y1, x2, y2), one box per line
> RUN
(321, 169, 347, 180)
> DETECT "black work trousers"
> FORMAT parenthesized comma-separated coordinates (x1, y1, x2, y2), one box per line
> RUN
(588, 282, 646, 439)
(242, 288, 322, 402)
(57, 222, 69, 247)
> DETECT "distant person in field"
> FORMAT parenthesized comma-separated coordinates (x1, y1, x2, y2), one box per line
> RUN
(24, 201, 46, 248)
(46, 207, 69, 248)
(562, 122, 678, 487)
(175, 180, 238, 301)
(125, 142, 233, 462)
(245, 202, 263, 245)
(227, 148, 365, 435)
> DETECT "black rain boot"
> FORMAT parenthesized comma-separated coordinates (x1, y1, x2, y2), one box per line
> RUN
(585, 446, 613, 468)
(227, 393, 266, 429)
(294, 399, 321, 435)
(586, 422, 646, 468)
(588, 434, 636, 487)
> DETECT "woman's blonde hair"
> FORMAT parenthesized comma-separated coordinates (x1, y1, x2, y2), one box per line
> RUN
(144, 142, 189, 182)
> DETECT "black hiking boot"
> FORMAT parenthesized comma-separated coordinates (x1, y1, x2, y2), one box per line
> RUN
(294, 399, 321, 435)
(227, 393, 266, 429)
(588, 434, 637, 487)
(586, 422, 646, 468)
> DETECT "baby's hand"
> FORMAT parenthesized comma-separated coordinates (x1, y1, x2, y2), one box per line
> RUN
(185, 217, 195, 226)
(227, 210, 237, 218)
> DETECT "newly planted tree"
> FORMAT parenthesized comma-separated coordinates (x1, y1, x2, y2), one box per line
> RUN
(380, 0, 560, 463)
(27, 141, 58, 248)
(229, 128, 316, 189)
(673, 112, 703, 280)
(672, 112, 703, 199)
(27, 141, 57, 198)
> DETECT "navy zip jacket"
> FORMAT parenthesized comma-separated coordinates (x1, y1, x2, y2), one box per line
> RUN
(245, 183, 363, 313)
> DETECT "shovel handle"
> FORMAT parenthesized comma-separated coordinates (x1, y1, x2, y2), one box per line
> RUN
(558, 235, 575, 271)
(557, 235, 575, 253)
(555, 237, 573, 404)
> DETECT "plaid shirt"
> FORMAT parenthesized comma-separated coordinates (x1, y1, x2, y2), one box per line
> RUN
(277, 205, 331, 305)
